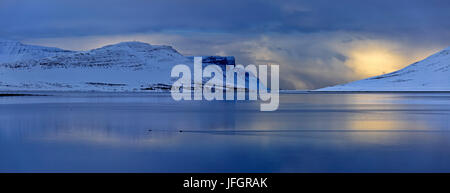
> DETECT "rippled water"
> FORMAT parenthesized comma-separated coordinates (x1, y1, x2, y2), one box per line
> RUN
(0, 92, 449, 172)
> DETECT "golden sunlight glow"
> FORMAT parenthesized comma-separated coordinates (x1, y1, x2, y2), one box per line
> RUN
(345, 46, 408, 78)
(341, 41, 440, 79)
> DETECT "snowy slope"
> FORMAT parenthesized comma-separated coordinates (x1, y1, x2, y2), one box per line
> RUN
(0, 40, 73, 63)
(0, 40, 253, 92)
(317, 47, 450, 91)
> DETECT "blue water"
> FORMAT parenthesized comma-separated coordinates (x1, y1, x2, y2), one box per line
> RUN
(0, 92, 449, 172)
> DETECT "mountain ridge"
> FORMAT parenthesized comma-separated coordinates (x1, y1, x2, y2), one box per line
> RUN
(0, 40, 73, 63)
(0, 40, 247, 92)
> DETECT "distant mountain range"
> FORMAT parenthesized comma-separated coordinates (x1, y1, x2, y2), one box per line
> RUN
(4, 40, 447, 92)
(0, 40, 249, 91)
(317, 47, 450, 91)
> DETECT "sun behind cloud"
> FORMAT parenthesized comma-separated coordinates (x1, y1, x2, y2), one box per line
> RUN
(341, 41, 439, 79)
(345, 44, 409, 78)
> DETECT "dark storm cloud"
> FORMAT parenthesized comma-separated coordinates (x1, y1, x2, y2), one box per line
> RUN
(0, 0, 283, 38)
(2, 0, 449, 37)
(1, 0, 449, 89)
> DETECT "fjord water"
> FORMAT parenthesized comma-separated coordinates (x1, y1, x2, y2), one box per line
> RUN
(0, 92, 449, 172)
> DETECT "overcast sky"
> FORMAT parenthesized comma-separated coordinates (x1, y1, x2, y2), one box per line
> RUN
(1, 0, 449, 89)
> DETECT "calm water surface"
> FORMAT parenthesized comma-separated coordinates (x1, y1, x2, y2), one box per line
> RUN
(0, 92, 449, 172)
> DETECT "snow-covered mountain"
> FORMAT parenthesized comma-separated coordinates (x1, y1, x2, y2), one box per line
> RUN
(0, 40, 73, 63)
(317, 47, 450, 91)
(0, 40, 252, 91)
